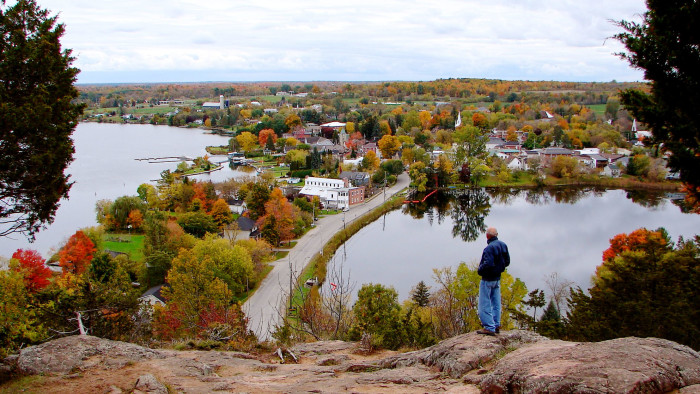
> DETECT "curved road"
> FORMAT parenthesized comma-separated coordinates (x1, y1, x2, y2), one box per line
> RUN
(243, 173, 410, 340)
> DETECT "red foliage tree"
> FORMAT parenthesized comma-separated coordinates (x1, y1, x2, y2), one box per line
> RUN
(598, 228, 670, 278)
(11, 249, 52, 292)
(59, 230, 96, 275)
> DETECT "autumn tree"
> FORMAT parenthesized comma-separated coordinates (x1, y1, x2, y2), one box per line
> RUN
(191, 234, 254, 295)
(549, 156, 580, 178)
(244, 182, 271, 220)
(452, 125, 488, 171)
(472, 112, 488, 129)
(0, 0, 85, 240)
(236, 131, 258, 153)
(109, 195, 147, 231)
(210, 198, 233, 229)
(409, 162, 428, 192)
(615, 0, 700, 200)
(377, 134, 401, 158)
(36, 253, 141, 341)
(257, 188, 297, 246)
(349, 283, 403, 349)
(361, 150, 380, 171)
(0, 269, 41, 357)
(285, 113, 301, 129)
(59, 230, 96, 275)
(177, 211, 217, 238)
(154, 248, 254, 343)
(285, 149, 308, 171)
(11, 249, 52, 292)
(127, 210, 143, 230)
(566, 228, 700, 350)
(258, 128, 277, 147)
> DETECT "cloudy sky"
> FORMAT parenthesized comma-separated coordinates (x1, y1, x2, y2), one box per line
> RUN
(32, 0, 648, 84)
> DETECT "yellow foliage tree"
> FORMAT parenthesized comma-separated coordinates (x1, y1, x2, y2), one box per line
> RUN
(285, 114, 301, 129)
(419, 111, 432, 130)
(362, 150, 380, 171)
(379, 120, 392, 136)
(236, 132, 257, 152)
(377, 134, 401, 158)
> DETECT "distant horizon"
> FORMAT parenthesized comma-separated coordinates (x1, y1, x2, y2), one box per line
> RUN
(75, 75, 646, 86)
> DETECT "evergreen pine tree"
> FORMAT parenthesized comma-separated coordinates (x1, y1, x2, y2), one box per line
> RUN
(410, 280, 431, 307)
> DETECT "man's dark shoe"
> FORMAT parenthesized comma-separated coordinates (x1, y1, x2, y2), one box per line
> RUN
(477, 329, 496, 336)
(495, 326, 500, 334)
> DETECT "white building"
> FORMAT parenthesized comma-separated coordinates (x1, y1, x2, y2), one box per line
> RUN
(203, 95, 225, 109)
(299, 177, 364, 209)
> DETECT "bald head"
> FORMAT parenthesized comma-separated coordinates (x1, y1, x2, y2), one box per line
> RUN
(486, 227, 498, 239)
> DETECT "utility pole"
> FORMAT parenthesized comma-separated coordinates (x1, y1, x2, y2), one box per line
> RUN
(288, 255, 293, 312)
(383, 171, 387, 203)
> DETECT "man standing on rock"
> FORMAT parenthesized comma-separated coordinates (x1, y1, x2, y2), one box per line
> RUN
(477, 227, 510, 336)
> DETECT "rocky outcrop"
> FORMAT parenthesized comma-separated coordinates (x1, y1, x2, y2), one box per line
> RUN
(7, 332, 700, 393)
(17, 335, 165, 375)
(471, 337, 700, 393)
(380, 329, 546, 378)
(133, 374, 167, 394)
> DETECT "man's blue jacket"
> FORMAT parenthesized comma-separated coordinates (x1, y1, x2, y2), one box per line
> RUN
(478, 236, 510, 281)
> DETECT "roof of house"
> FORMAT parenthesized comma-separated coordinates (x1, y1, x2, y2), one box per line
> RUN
(601, 153, 625, 162)
(237, 216, 257, 232)
(587, 154, 608, 161)
(140, 284, 166, 303)
(340, 171, 369, 181)
(541, 147, 573, 155)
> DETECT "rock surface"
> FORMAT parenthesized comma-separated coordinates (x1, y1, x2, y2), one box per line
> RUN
(17, 335, 165, 375)
(133, 373, 168, 394)
(380, 329, 546, 378)
(4, 332, 700, 393)
(472, 337, 700, 393)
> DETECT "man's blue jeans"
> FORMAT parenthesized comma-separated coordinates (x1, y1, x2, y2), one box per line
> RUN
(478, 279, 501, 332)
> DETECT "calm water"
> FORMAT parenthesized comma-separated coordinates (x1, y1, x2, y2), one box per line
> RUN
(0, 123, 249, 259)
(334, 188, 700, 299)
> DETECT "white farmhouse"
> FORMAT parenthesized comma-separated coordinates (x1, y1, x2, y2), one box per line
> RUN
(299, 176, 365, 210)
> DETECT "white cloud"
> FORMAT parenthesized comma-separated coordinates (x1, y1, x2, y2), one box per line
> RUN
(33, 0, 647, 83)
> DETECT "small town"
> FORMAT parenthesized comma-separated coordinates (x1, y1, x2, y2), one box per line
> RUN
(1, 0, 699, 392)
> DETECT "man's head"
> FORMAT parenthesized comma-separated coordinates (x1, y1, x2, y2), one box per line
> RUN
(486, 227, 498, 240)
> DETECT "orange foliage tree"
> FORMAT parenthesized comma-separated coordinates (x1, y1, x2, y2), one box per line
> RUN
(59, 230, 96, 275)
(601, 228, 668, 263)
(258, 188, 297, 246)
(11, 249, 52, 292)
(127, 210, 143, 230)
(472, 112, 488, 129)
(258, 128, 277, 147)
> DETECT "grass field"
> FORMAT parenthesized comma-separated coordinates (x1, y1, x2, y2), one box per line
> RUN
(587, 104, 606, 116)
(102, 233, 145, 262)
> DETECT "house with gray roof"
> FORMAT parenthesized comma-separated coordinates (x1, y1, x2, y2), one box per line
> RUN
(340, 171, 370, 187)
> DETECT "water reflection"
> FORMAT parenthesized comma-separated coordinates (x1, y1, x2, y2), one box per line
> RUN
(404, 187, 690, 244)
(486, 187, 607, 206)
(336, 187, 698, 301)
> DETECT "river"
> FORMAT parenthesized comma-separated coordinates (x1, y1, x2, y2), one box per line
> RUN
(0, 122, 248, 259)
(333, 188, 700, 299)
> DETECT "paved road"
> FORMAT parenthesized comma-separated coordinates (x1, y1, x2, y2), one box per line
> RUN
(243, 172, 410, 341)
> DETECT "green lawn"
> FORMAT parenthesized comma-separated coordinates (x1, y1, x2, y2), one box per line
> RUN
(102, 233, 145, 262)
(587, 104, 607, 116)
